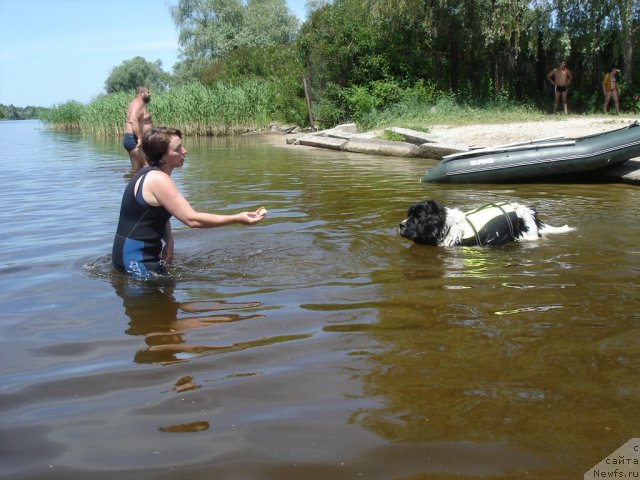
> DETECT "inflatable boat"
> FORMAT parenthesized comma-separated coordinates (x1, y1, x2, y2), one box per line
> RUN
(421, 121, 640, 183)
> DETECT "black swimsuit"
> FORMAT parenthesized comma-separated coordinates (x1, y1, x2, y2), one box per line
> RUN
(112, 166, 172, 277)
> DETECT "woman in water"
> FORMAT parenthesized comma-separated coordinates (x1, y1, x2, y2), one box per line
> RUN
(112, 127, 266, 278)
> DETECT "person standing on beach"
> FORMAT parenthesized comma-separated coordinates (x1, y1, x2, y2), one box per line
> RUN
(546, 60, 573, 114)
(603, 67, 620, 114)
(123, 87, 153, 172)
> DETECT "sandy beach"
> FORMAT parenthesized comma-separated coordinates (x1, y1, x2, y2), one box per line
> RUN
(278, 115, 638, 149)
(424, 116, 637, 148)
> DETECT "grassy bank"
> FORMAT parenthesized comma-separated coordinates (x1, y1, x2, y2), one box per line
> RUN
(41, 79, 632, 137)
(367, 97, 550, 133)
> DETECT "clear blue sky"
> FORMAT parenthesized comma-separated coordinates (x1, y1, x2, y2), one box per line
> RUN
(0, 0, 308, 108)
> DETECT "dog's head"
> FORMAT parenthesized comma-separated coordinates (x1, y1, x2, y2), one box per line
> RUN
(398, 200, 448, 245)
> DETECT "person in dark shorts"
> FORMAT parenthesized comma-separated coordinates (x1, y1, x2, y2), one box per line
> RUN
(112, 127, 267, 278)
(546, 60, 573, 114)
(123, 87, 153, 172)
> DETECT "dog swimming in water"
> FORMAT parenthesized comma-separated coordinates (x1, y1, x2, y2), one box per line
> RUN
(398, 199, 571, 246)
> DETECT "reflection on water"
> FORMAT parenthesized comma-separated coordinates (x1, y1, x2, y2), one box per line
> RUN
(112, 278, 265, 364)
(2, 120, 640, 479)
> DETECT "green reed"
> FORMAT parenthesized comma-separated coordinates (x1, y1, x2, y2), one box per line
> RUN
(39, 100, 86, 130)
(42, 82, 278, 136)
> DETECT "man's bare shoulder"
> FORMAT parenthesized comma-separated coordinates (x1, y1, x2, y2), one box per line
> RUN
(128, 98, 143, 110)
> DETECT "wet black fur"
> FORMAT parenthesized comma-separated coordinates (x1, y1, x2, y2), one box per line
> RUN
(398, 200, 449, 245)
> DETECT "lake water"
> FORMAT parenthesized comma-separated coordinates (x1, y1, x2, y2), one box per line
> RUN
(1, 119, 639, 479)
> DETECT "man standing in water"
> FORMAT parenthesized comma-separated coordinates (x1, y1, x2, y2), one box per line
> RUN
(123, 86, 153, 172)
(546, 60, 573, 114)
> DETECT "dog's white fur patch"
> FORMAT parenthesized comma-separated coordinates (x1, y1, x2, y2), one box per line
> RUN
(539, 223, 575, 235)
(441, 207, 466, 246)
(513, 203, 540, 241)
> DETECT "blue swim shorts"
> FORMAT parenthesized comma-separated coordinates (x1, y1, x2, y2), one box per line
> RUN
(123, 133, 138, 153)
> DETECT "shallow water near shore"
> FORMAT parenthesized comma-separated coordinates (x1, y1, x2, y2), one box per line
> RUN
(2, 120, 639, 479)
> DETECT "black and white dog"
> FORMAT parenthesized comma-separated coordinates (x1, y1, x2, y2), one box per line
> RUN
(398, 199, 570, 246)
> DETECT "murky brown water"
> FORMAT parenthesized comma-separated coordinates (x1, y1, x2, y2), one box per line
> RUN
(2, 120, 639, 479)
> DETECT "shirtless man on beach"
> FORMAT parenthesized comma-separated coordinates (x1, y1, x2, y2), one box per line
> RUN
(546, 60, 572, 114)
(123, 86, 153, 172)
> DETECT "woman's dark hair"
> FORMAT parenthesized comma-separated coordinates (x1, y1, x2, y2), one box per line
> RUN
(142, 127, 182, 166)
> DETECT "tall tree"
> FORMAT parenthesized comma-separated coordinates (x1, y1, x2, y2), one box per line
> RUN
(617, 0, 638, 83)
(170, 0, 298, 80)
(105, 57, 170, 94)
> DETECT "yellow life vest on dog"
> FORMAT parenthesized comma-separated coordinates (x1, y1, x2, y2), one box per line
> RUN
(459, 203, 520, 246)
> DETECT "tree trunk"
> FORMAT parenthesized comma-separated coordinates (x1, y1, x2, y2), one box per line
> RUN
(618, 0, 635, 83)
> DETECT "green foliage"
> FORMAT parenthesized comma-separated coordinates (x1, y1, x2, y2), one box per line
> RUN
(242, 0, 299, 45)
(380, 130, 405, 142)
(150, 82, 276, 134)
(82, 92, 131, 135)
(362, 93, 548, 133)
(201, 45, 308, 125)
(313, 83, 351, 127)
(202, 45, 300, 84)
(339, 81, 400, 126)
(296, 0, 389, 90)
(620, 85, 640, 114)
(310, 78, 550, 132)
(313, 79, 442, 130)
(39, 100, 85, 130)
(170, 0, 298, 81)
(105, 56, 171, 94)
(0, 104, 47, 120)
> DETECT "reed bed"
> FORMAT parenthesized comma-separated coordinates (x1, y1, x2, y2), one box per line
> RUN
(41, 82, 279, 136)
(82, 92, 130, 136)
(39, 100, 86, 131)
